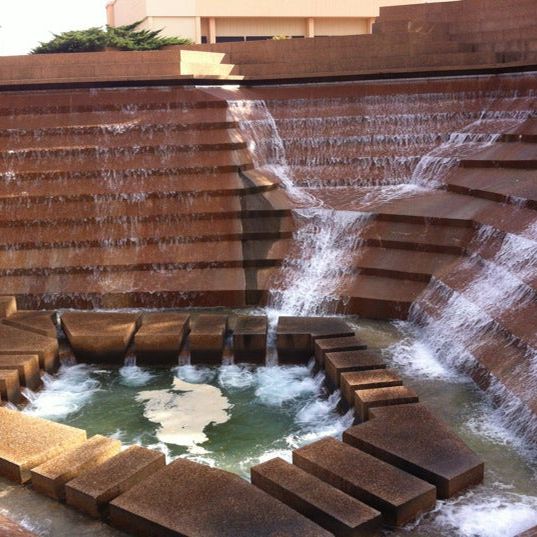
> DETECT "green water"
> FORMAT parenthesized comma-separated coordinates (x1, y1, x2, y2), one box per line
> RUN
(1, 319, 536, 537)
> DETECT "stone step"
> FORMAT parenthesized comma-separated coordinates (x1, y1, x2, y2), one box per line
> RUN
(232, 315, 267, 363)
(0, 355, 41, 391)
(324, 350, 387, 392)
(0, 407, 86, 483)
(276, 316, 354, 362)
(0, 369, 22, 403)
(0, 215, 294, 251)
(135, 312, 190, 366)
(354, 386, 420, 422)
(0, 267, 248, 310)
(109, 458, 332, 537)
(65, 445, 166, 518)
(517, 526, 537, 537)
(340, 369, 402, 408)
(1, 311, 57, 338)
(292, 437, 436, 527)
(61, 312, 140, 364)
(189, 314, 228, 363)
(0, 296, 16, 318)
(0, 323, 58, 372)
(31, 434, 122, 500)
(343, 403, 484, 499)
(314, 336, 368, 368)
(251, 457, 382, 537)
(461, 142, 537, 169)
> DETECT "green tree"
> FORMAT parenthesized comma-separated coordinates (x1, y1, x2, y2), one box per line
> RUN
(32, 19, 191, 54)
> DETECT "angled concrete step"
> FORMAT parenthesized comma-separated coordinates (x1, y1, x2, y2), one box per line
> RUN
(251, 457, 382, 536)
(293, 437, 436, 527)
(0, 407, 86, 483)
(0, 296, 16, 318)
(344, 403, 484, 499)
(0, 369, 21, 403)
(61, 312, 140, 364)
(2, 311, 57, 338)
(135, 312, 190, 366)
(354, 386, 420, 422)
(340, 369, 402, 408)
(189, 314, 228, 364)
(314, 336, 368, 368)
(324, 350, 387, 392)
(233, 315, 267, 363)
(0, 355, 40, 391)
(31, 434, 122, 500)
(65, 445, 166, 518)
(109, 458, 332, 537)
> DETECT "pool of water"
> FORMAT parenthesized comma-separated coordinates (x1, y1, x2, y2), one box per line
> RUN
(1, 318, 536, 537)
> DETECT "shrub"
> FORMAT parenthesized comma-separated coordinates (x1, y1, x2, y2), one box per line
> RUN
(32, 20, 192, 54)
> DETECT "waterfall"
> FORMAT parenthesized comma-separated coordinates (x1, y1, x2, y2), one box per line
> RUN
(409, 219, 537, 443)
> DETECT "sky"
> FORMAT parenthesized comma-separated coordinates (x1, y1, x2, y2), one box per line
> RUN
(0, 0, 108, 56)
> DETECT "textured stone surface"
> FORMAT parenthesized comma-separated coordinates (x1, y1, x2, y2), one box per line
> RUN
(233, 315, 267, 363)
(340, 369, 402, 407)
(0, 407, 86, 483)
(314, 336, 367, 367)
(0, 369, 21, 403)
(251, 457, 381, 536)
(0, 514, 37, 536)
(31, 435, 121, 500)
(110, 458, 332, 537)
(2, 311, 57, 338)
(293, 437, 436, 527)
(354, 386, 419, 422)
(0, 324, 58, 372)
(61, 312, 140, 363)
(324, 350, 387, 391)
(0, 296, 16, 319)
(66, 445, 166, 518)
(344, 404, 484, 498)
(517, 526, 537, 537)
(189, 314, 228, 363)
(135, 312, 190, 365)
(0, 355, 41, 391)
(277, 316, 354, 362)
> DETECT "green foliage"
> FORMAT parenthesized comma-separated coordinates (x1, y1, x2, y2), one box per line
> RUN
(31, 19, 192, 54)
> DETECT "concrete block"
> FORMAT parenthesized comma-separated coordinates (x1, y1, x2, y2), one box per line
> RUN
(354, 386, 419, 422)
(325, 350, 387, 391)
(233, 315, 267, 363)
(0, 369, 22, 403)
(0, 355, 41, 391)
(340, 369, 403, 407)
(314, 336, 368, 368)
(189, 314, 228, 363)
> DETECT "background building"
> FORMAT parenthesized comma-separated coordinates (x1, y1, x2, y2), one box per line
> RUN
(106, 0, 454, 44)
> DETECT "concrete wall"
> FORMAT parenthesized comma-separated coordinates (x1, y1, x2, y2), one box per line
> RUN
(106, 0, 458, 43)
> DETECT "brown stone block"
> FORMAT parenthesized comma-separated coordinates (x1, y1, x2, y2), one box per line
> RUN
(0, 369, 21, 403)
(233, 315, 267, 363)
(135, 312, 190, 365)
(0, 407, 86, 483)
(276, 316, 354, 362)
(189, 314, 228, 363)
(354, 386, 419, 422)
(314, 336, 367, 368)
(293, 437, 436, 527)
(31, 435, 121, 500)
(0, 514, 38, 536)
(61, 312, 140, 363)
(325, 350, 387, 392)
(0, 355, 41, 391)
(517, 526, 537, 537)
(0, 324, 58, 372)
(344, 404, 484, 499)
(251, 457, 381, 536)
(65, 445, 166, 518)
(340, 369, 403, 407)
(109, 458, 332, 537)
(2, 311, 57, 338)
(0, 296, 16, 318)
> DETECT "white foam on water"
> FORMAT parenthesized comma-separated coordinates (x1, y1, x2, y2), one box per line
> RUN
(173, 364, 216, 384)
(136, 377, 231, 448)
(387, 323, 465, 382)
(218, 364, 256, 390)
(23, 365, 100, 420)
(432, 490, 537, 537)
(254, 365, 320, 406)
(119, 365, 155, 387)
